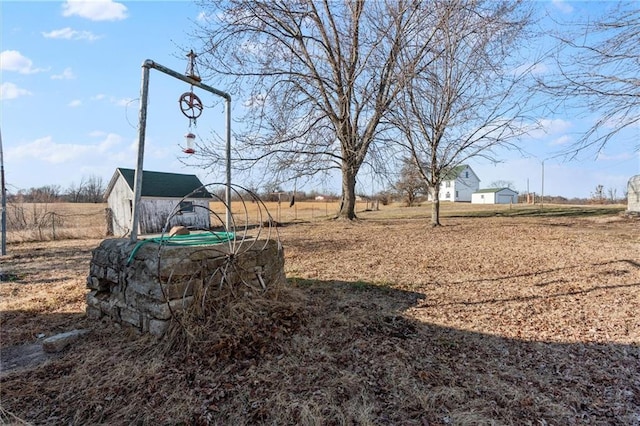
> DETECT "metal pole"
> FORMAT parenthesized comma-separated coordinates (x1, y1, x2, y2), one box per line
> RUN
(0, 127, 6, 255)
(225, 97, 232, 230)
(130, 65, 151, 241)
(541, 160, 545, 210)
(143, 60, 230, 100)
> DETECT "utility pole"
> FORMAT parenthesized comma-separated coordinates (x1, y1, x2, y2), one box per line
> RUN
(1, 127, 6, 255)
(541, 160, 545, 210)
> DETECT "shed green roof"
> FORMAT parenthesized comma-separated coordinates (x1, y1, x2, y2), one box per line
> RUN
(116, 168, 211, 198)
(475, 187, 513, 193)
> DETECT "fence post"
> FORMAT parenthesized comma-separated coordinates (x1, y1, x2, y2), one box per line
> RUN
(52, 212, 56, 240)
(105, 208, 114, 236)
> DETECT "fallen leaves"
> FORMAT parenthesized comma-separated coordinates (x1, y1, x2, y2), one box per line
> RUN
(1, 213, 639, 424)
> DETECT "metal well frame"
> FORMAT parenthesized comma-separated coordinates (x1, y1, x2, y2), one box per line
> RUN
(131, 59, 232, 241)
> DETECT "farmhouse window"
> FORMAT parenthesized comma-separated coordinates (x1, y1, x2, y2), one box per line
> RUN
(481, 195, 484, 199)
(178, 201, 194, 214)
(456, 191, 459, 198)
(446, 192, 450, 199)
(465, 171, 469, 178)
(446, 181, 451, 188)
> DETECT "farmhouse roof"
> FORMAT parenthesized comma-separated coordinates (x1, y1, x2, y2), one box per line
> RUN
(441, 165, 467, 180)
(106, 168, 211, 199)
(441, 164, 480, 181)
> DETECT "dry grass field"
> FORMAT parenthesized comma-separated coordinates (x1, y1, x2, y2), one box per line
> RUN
(2, 203, 107, 243)
(1, 202, 638, 425)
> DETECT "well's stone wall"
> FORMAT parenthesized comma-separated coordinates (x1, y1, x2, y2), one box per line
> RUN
(86, 238, 285, 336)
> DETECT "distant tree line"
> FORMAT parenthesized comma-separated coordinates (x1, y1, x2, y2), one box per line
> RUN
(7, 172, 625, 207)
(7, 175, 105, 203)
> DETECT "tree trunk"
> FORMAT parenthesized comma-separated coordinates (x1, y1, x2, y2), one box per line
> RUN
(430, 186, 441, 227)
(337, 168, 357, 220)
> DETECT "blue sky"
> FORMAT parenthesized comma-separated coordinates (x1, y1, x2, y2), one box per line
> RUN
(1, 0, 638, 199)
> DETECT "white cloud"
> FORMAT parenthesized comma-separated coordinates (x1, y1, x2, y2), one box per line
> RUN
(0, 82, 32, 100)
(97, 133, 124, 152)
(61, 0, 128, 21)
(601, 114, 640, 130)
(596, 152, 636, 162)
(529, 118, 573, 140)
(68, 99, 82, 107)
(113, 97, 134, 107)
(197, 11, 212, 23)
(42, 27, 101, 41)
(51, 67, 76, 80)
(91, 93, 134, 107)
(8, 136, 85, 163)
(0, 50, 47, 74)
(540, 118, 572, 134)
(530, 63, 549, 75)
(549, 135, 572, 146)
(7, 133, 124, 164)
(512, 62, 549, 77)
(552, 0, 574, 14)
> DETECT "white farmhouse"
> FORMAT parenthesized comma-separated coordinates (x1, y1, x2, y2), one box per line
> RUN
(472, 188, 519, 204)
(428, 165, 480, 202)
(105, 168, 212, 236)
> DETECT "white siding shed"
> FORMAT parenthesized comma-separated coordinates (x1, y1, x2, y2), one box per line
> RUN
(105, 168, 211, 236)
(628, 175, 640, 214)
(472, 188, 518, 204)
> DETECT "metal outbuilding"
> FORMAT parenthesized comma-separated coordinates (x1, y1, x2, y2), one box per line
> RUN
(471, 188, 518, 204)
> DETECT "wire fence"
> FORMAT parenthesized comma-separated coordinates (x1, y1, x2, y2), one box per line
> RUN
(1, 199, 382, 244)
(4, 203, 108, 243)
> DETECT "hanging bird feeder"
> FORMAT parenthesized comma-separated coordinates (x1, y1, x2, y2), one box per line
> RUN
(183, 131, 196, 154)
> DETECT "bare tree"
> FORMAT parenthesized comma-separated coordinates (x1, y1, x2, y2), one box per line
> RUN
(65, 177, 86, 203)
(591, 184, 605, 204)
(395, 157, 428, 207)
(82, 175, 105, 203)
(193, 0, 433, 219)
(541, 3, 640, 155)
(389, 0, 535, 226)
(22, 185, 62, 203)
(490, 180, 517, 191)
(65, 175, 104, 203)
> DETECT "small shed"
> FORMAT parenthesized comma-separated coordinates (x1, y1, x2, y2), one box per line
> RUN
(628, 175, 640, 214)
(472, 188, 518, 204)
(105, 168, 211, 236)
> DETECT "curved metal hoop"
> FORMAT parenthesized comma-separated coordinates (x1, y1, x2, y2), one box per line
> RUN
(179, 91, 204, 119)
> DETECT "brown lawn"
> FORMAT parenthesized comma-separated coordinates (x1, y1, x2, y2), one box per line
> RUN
(1, 203, 638, 425)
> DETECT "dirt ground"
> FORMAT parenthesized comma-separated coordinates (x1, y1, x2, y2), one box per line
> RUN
(1, 208, 639, 425)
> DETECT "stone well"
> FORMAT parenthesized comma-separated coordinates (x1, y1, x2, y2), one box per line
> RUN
(86, 237, 285, 336)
